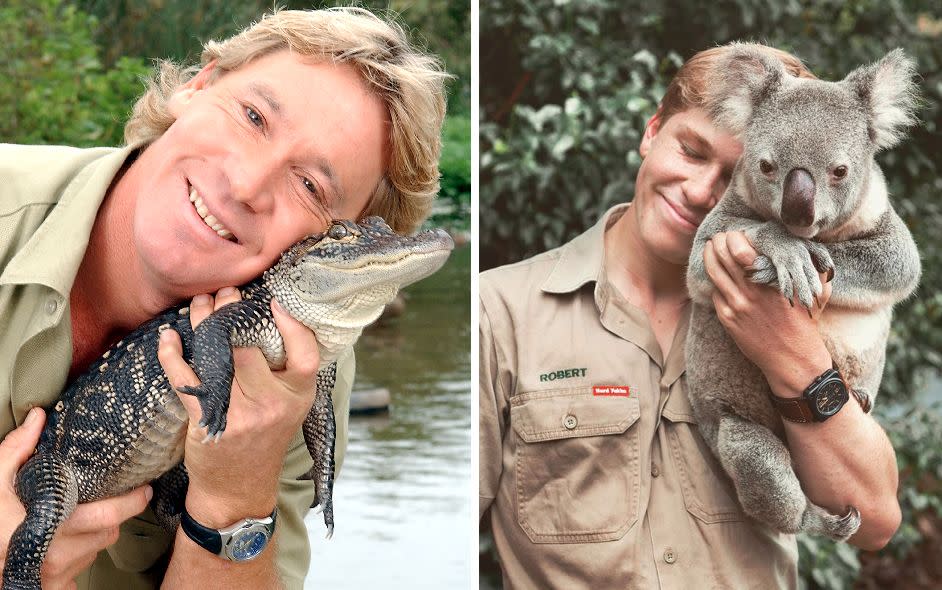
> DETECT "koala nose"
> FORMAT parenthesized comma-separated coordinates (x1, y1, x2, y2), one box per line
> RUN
(781, 168, 815, 227)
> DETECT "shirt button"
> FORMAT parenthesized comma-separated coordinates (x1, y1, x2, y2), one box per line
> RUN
(46, 297, 59, 315)
(664, 548, 677, 564)
(651, 464, 660, 478)
(563, 414, 578, 430)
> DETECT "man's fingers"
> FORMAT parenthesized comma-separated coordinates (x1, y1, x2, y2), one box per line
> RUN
(58, 485, 152, 535)
(212, 287, 242, 311)
(725, 231, 758, 268)
(0, 408, 45, 480)
(703, 240, 741, 301)
(156, 328, 203, 419)
(709, 232, 750, 289)
(188, 294, 214, 329)
(271, 299, 320, 391)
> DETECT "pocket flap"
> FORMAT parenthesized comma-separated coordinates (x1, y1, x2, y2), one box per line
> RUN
(661, 385, 697, 424)
(511, 391, 640, 443)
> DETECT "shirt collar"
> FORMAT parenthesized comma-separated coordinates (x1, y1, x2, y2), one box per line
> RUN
(541, 204, 629, 294)
(1, 144, 140, 296)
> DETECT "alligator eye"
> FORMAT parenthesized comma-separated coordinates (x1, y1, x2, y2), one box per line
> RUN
(759, 159, 775, 174)
(328, 223, 348, 240)
(833, 165, 848, 179)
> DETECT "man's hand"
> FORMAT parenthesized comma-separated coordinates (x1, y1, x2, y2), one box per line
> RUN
(156, 287, 320, 526)
(0, 408, 151, 590)
(703, 231, 833, 394)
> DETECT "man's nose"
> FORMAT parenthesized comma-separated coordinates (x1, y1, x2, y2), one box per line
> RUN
(683, 167, 723, 208)
(226, 152, 279, 211)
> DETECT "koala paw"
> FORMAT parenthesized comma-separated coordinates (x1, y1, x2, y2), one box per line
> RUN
(747, 234, 831, 311)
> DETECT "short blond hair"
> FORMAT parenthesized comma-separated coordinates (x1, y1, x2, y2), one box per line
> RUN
(659, 43, 816, 123)
(125, 7, 448, 234)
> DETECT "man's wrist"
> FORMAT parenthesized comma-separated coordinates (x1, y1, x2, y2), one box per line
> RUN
(764, 346, 832, 399)
(185, 486, 279, 529)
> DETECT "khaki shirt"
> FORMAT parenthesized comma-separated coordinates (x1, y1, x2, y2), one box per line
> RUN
(0, 143, 355, 589)
(479, 205, 798, 589)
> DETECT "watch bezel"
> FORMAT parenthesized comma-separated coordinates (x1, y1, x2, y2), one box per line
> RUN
(222, 520, 274, 562)
(807, 372, 849, 421)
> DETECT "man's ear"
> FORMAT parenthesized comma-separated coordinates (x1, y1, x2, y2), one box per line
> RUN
(167, 60, 218, 117)
(639, 110, 663, 158)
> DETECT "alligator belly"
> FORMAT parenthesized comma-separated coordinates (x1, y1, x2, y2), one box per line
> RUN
(68, 391, 189, 502)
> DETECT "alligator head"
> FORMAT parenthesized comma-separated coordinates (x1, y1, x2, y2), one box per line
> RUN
(264, 216, 454, 363)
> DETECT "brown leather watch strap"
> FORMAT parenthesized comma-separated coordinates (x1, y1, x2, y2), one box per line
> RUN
(771, 396, 815, 423)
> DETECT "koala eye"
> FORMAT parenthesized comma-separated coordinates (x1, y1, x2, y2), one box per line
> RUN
(833, 165, 848, 179)
(759, 159, 775, 175)
(327, 223, 349, 240)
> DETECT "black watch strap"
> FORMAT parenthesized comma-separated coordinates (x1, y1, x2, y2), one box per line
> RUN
(181, 509, 224, 554)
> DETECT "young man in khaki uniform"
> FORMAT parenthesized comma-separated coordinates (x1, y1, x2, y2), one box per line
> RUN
(480, 45, 902, 588)
(0, 8, 446, 589)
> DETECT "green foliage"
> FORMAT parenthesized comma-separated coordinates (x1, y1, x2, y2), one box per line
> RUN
(430, 115, 472, 231)
(0, 0, 151, 146)
(481, 0, 942, 587)
(75, 0, 471, 114)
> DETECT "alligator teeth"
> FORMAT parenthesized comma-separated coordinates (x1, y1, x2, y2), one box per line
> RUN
(189, 187, 237, 242)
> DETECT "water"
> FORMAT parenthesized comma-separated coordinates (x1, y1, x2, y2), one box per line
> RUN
(305, 243, 471, 588)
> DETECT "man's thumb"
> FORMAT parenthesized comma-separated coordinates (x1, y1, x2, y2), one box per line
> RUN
(0, 408, 45, 477)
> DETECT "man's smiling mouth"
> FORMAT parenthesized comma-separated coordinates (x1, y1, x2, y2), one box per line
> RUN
(189, 186, 238, 243)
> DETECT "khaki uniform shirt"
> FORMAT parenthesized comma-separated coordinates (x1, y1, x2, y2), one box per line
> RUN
(479, 205, 798, 589)
(0, 143, 355, 589)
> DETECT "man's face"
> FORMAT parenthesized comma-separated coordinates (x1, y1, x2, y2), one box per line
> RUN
(130, 50, 389, 298)
(633, 108, 742, 265)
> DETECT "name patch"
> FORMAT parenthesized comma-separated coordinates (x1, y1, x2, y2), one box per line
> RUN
(593, 385, 631, 397)
(539, 367, 587, 382)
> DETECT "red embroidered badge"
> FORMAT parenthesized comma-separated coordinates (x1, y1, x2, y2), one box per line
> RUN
(593, 385, 631, 397)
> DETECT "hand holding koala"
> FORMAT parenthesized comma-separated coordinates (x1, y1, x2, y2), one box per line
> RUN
(685, 46, 921, 540)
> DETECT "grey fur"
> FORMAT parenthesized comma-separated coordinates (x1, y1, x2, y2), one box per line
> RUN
(686, 46, 921, 541)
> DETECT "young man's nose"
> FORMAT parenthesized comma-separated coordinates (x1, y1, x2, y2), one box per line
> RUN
(683, 167, 724, 209)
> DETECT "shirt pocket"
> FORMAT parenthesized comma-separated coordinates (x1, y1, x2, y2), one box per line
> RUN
(662, 387, 744, 524)
(510, 389, 641, 543)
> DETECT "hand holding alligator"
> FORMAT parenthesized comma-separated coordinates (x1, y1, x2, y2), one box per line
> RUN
(0, 409, 151, 589)
(703, 231, 833, 389)
(157, 287, 320, 527)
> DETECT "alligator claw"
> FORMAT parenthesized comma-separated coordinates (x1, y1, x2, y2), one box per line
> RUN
(326, 524, 334, 540)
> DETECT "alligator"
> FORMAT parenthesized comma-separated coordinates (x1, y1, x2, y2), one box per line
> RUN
(3, 216, 454, 590)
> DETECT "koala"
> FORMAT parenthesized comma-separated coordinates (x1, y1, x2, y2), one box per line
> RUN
(685, 45, 921, 541)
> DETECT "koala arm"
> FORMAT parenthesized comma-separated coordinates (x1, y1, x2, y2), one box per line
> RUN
(819, 207, 921, 309)
(686, 192, 764, 305)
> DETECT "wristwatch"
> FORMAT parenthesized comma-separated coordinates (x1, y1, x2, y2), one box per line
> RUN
(181, 506, 278, 561)
(770, 365, 849, 423)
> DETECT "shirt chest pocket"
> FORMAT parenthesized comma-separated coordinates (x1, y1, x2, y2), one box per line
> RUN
(510, 390, 641, 543)
(662, 386, 745, 524)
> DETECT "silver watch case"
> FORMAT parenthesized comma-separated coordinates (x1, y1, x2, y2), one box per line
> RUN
(218, 513, 277, 561)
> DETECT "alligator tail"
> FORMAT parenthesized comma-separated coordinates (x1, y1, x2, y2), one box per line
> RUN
(303, 362, 337, 539)
(3, 452, 78, 590)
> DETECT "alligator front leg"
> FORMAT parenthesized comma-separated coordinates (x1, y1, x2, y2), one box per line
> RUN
(175, 298, 278, 441)
(302, 362, 337, 539)
(3, 453, 78, 590)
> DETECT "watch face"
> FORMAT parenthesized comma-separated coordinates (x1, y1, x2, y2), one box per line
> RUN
(228, 527, 269, 561)
(814, 380, 847, 417)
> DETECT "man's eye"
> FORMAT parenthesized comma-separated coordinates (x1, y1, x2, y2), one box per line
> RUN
(301, 177, 317, 195)
(245, 106, 264, 128)
(681, 143, 704, 160)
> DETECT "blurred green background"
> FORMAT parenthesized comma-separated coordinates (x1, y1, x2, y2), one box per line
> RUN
(480, 1, 942, 589)
(0, 0, 470, 231)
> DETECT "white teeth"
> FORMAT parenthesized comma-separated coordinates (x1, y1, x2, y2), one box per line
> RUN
(189, 186, 236, 242)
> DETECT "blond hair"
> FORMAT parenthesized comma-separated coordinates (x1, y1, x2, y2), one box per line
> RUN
(659, 43, 816, 122)
(125, 7, 448, 234)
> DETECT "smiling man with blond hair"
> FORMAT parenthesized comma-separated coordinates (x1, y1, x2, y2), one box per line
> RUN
(0, 7, 446, 588)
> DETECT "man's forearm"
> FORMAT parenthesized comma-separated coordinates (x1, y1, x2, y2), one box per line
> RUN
(767, 358, 901, 551)
(161, 527, 283, 589)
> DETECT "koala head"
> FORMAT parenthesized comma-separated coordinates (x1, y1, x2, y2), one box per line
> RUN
(705, 44, 918, 238)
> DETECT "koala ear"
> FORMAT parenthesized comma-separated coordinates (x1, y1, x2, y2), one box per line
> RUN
(704, 43, 787, 136)
(843, 49, 919, 150)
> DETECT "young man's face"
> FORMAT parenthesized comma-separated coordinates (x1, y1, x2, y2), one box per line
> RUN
(632, 107, 742, 265)
(130, 50, 389, 297)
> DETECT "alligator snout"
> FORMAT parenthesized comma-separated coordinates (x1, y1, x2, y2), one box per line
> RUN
(781, 168, 815, 227)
